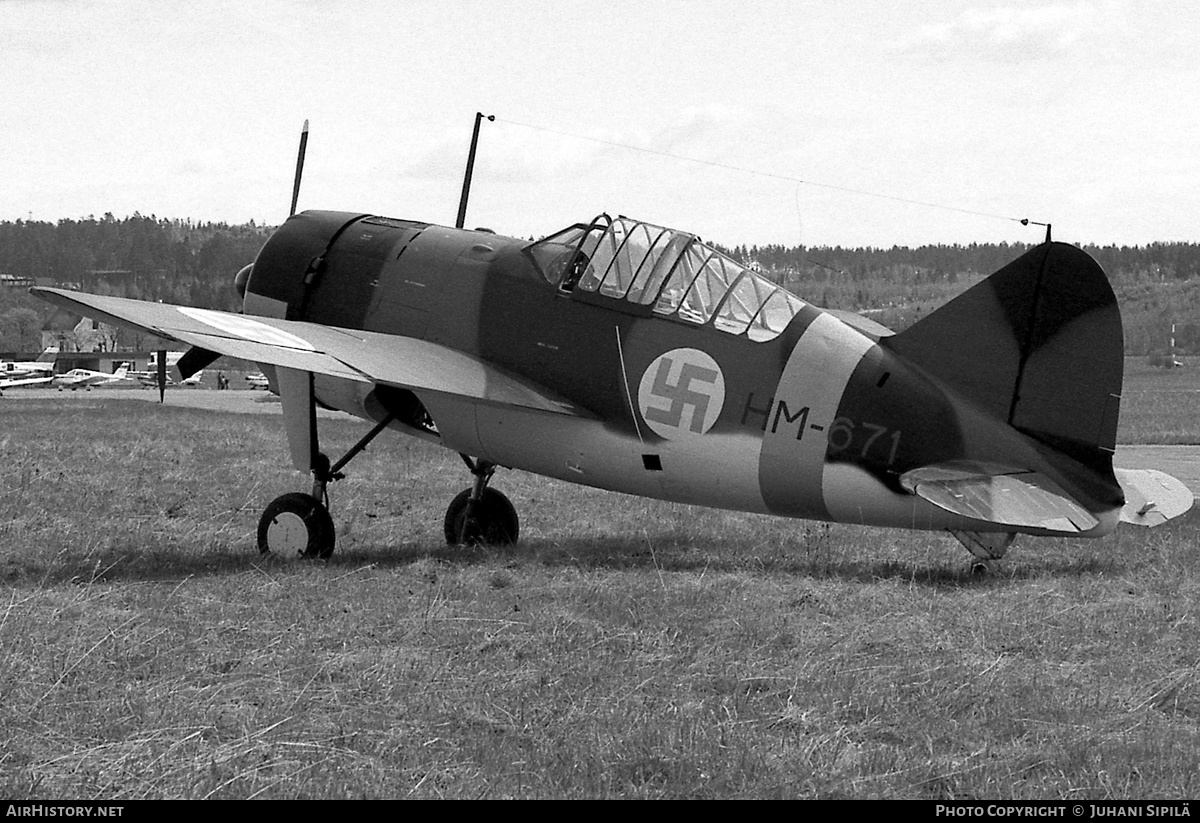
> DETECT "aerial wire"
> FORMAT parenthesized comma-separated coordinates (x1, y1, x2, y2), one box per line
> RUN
(492, 116, 1048, 232)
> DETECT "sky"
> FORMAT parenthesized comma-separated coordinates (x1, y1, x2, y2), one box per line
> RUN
(2, 0, 1198, 249)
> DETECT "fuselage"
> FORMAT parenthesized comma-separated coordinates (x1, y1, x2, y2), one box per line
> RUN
(241, 210, 1123, 537)
(52, 367, 129, 388)
(1, 360, 54, 379)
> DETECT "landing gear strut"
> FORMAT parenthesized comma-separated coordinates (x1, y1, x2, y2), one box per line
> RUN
(444, 456, 519, 545)
(256, 401, 396, 559)
(257, 368, 520, 556)
(951, 530, 1015, 576)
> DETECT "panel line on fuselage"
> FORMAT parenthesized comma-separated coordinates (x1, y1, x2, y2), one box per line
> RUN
(614, 324, 646, 447)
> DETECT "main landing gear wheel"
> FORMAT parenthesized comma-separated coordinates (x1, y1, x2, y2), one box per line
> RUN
(257, 492, 335, 559)
(444, 487, 519, 546)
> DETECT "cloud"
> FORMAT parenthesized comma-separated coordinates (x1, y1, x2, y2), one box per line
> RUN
(898, 1, 1122, 63)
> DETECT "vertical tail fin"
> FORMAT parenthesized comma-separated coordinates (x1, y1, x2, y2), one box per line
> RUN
(885, 242, 1123, 478)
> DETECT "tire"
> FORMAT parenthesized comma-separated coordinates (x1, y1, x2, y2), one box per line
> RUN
(443, 487, 519, 546)
(257, 492, 336, 559)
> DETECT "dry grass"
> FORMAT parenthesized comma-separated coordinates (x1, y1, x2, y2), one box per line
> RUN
(1, 385, 1198, 799)
(1119, 358, 1200, 444)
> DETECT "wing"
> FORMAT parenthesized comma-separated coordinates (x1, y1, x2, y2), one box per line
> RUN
(32, 288, 588, 417)
(0, 375, 53, 389)
(899, 461, 1100, 532)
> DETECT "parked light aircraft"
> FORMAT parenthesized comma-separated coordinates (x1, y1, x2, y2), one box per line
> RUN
(124, 351, 202, 392)
(31, 134, 1193, 568)
(134, 371, 204, 388)
(52, 363, 133, 390)
(0, 346, 58, 380)
(132, 362, 203, 388)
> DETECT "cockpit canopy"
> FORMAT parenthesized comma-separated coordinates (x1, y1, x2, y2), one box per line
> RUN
(525, 215, 806, 342)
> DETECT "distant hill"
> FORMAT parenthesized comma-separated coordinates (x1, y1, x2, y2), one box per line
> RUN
(3, 216, 1197, 355)
(730, 240, 1200, 356)
(0, 214, 268, 350)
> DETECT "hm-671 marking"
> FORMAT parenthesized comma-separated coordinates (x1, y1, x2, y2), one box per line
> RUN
(744, 393, 902, 464)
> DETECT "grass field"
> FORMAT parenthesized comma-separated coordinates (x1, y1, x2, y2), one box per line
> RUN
(1119, 359, 1200, 445)
(1, 367, 1199, 799)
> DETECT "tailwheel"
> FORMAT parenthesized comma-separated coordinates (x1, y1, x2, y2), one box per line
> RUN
(970, 559, 996, 577)
(444, 487, 519, 546)
(951, 530, 1015, 577)
(257, 492, 335, 559)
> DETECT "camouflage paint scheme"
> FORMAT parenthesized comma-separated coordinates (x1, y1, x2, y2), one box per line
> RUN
(34, 210, 1192, 555)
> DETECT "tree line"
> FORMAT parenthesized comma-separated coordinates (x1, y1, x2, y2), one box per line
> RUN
(0, 214, 268, 351)
(2, 215, 1198, 355)
(729, 239, 1200, 355)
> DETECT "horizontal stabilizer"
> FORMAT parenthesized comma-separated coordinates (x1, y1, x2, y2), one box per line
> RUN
(901, 461, 1099, 532)
(1114, 468, 1194, 526)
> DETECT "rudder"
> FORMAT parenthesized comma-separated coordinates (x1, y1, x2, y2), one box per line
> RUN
(885, 242, 1123, 478)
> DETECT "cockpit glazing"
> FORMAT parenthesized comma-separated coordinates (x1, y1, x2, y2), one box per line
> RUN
(526, 215, 805, 342)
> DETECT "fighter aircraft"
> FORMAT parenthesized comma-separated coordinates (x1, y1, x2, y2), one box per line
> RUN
(31, 134, 1193, 568)
(51, 363, 133, 390)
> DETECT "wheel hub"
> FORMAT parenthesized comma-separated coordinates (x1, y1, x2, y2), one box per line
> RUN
(267, 511, 310, 556)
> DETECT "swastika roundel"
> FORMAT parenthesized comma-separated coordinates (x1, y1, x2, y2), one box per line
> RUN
(637, 348, 726, 440)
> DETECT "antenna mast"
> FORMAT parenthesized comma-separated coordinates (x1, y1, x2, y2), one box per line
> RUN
(457, 112, 494, 228)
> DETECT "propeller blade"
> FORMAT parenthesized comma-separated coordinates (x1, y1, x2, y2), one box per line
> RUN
(174, 346, 220, 382)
